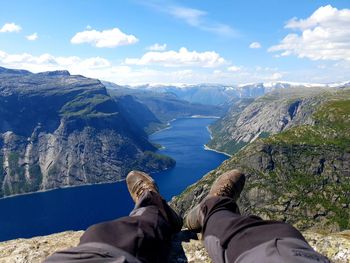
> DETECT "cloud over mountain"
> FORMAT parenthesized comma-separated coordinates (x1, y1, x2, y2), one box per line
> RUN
(125, 47, 226, 67)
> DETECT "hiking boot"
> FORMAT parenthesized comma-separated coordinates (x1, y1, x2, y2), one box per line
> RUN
(184, 203, 204, 233)
(126, 170, 159, 203)
(208, 169, 245, 200)
(184, 169, 245, 232)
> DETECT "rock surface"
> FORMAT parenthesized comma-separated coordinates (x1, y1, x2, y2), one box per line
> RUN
(208, 87, 338, 154)
(1, 230, 349, 263)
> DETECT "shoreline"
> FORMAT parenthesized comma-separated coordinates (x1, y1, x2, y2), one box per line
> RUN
(203, 144, 232, 157)
(149, 118, 176, 136)
(1, 117, 222, 201)
(190, 115, 220, 119)
(0, 179, 127, 201)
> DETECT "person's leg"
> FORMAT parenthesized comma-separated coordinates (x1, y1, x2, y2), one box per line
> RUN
(80, 171, 182, 263)
(185, 170, 327, 263)
(201, 196, 306, 263)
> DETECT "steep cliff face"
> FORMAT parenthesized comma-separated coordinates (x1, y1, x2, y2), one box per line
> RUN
(0, 68, 174, 198)
(171, 88, 350, 232)
(207, 87, 337, 154)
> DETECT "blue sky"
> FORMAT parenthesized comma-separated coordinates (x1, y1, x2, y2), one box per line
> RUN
(0, 0, 350, 85)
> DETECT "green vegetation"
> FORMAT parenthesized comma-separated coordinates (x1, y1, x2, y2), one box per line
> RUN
(48, 165, 59, 178)
(258, 131, 270, 139)
(247, 169, 350, 230)
(145, 123, 168, 135)
(4, 151, 43, 196)
(3, 183, 11, 197)
(60, 94, 118, 118)
(130, 151, 175, 172)
(29, 164, 43, 191)
(268, 97, 350, 150)
(208, 137, 247, 155)
(8, 152, 27, 194)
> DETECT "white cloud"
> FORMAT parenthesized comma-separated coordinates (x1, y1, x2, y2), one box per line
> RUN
(147, 43, 167, 51)
(125, 47, 226, 67)
(170, 6, 206, 27)
(0, 49, 111, 74)
(2, 49, 348, 85)
(143, 2, 236, 37)
(0, 22, 22, 33)
(249, 42, 261, 49)
(169, 6, 236, 37)
(26, 32, 38, 41)
(269, 5, 350, 61)
(270, 72, 283, 80)
(71, 27, 138, 48)
(227, 65, 241, 72)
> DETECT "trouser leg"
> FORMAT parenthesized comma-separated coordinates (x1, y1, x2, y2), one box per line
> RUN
(201, 196, 306, 263)
(80, 191, 182, 263)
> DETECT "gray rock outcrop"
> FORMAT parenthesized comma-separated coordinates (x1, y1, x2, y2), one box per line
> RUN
(1, 230, 349, 262)
(208, 87, 337, 154)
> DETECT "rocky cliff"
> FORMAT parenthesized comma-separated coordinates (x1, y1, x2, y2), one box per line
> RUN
(172, 88, 350, 232)
(0, 67, 174, 198)
(207, 87, 338, 154)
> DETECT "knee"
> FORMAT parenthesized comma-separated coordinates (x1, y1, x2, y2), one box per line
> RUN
(203, 235, 226, 263)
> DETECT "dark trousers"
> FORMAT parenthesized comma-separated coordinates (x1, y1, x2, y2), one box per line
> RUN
(79, 191, 182, 263)
(201, 196, 327, 263)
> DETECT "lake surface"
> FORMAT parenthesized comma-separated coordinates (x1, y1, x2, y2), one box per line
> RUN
(0, 118, 228, 241)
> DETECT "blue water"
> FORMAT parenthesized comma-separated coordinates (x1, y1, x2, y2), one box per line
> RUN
(0, 118, 228, 241)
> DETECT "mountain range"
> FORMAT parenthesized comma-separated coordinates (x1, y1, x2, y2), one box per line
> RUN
(0, 67, 220, 198)
(111, 81, 350, 106)
(1, 66, 349, 234)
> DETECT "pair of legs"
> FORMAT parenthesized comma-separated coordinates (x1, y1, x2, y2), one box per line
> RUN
(78, 172, 182, 263)
(63, 170, 328, 263)
(186, 170, 329, 262)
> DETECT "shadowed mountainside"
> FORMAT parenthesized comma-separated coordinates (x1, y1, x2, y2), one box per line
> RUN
(0, 67, 174, 198)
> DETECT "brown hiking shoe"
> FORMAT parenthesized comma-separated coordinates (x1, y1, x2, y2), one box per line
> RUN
(184, 203, 203, 233)
(126, 170, 159, 203)
(208, 169, 245, 200)
(185, 169, 245, 232)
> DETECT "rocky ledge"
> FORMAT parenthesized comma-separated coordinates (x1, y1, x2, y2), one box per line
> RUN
(0, 229, 349, 263)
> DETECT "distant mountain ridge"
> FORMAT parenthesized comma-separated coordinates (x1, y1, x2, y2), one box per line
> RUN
(104, 81, 226, 132)
(106, 81, 350, 106)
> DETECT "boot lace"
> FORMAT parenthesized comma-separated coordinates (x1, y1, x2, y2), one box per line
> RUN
(217, 183, 233, 196)
(132, 180, 156, 199)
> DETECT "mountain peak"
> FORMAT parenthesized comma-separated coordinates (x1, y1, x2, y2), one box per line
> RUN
(36, 70, 71, 77)
(0, 66, 32, 75)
